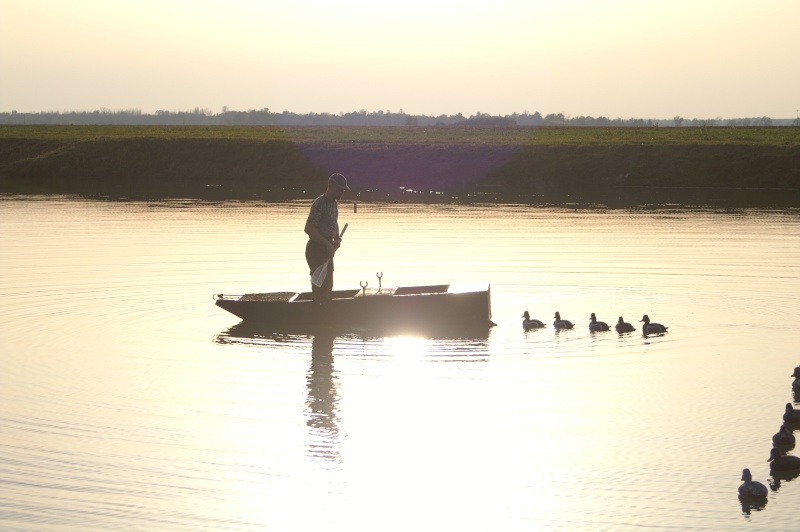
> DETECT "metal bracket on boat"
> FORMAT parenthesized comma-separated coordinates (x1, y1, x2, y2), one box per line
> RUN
(376, 272, 383, 292)
(360, 281, 368, 296)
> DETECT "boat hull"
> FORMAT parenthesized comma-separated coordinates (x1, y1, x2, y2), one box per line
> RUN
(215, 283, 493, 332)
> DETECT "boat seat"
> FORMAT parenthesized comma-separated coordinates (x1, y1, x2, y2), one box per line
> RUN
(355, 287, 397, 297)
(239, 292, 297, 302)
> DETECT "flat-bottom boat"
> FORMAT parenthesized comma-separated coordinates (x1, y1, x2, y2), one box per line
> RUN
(215, 282, 494, 332)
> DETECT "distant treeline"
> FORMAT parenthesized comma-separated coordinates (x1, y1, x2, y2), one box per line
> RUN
(0, 108, 794, 127)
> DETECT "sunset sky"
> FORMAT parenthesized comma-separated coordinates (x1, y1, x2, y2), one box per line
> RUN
(2, 0, 798, 119)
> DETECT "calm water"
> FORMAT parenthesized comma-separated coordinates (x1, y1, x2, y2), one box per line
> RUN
(2, 196, 800, 531)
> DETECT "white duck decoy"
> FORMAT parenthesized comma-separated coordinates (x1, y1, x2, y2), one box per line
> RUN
(522, 311, 545, 329)
(589, 313, 610, 332)
(792, 366, 800, 389)
(738, 468, 768, 498)
(553, 311, 574, 330)
(768, 447, 800, 472)
(615, 316, 636, 333)
(784, 403, 800, 423)
(640, 314, 668, 336)
(773, 424, 796, 446)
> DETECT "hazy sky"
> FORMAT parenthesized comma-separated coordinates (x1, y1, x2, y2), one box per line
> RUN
(2, 0, 798, 119)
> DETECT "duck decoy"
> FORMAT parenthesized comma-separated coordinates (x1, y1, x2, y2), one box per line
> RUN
(522, 311, 545, 329)
(589, 313, 610, 332)
(783, 403, 800, 423)
(768, 447, 800, 472)
(738, 468, 768, 498)
(615, 316, 636, 333)
(773, 424, 796, 446)
(792, 366, 800, 389)
(553, 311, 574, 330)
(640, 314, 668, 336)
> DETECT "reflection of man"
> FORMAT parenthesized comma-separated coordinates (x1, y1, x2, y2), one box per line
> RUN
(304, 173, 350, 302)
(306, 332, 340, 461)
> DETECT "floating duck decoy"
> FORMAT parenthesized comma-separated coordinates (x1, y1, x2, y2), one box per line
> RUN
(522, 311, 545, 329)
(792, 366, 800, 389)
(773, 424, 796, 446)
(615, 316, 636, 333)
(640, 314, 668, 336)
(738, 468, 768, 498)
(589, 313, 610, 332)
(553, 311, 574, 330)
(784, 403, 800, 423)
(768, 447, 800, 472)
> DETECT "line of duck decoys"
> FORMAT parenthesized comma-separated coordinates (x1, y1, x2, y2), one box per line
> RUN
(521, 311, 669, 337)
(738, 366, 800, 506)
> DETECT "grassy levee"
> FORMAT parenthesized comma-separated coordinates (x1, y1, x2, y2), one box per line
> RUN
(1, 125, 798, 205)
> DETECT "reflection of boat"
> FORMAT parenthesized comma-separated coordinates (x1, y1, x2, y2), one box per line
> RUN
(214, 282, 494, 333)
(215, 320, 493, 346)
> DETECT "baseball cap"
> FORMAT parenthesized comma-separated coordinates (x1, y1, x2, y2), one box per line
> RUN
(329, 173, 351, 191)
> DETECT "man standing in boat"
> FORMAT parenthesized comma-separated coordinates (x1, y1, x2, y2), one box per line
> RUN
(304, 173, 350, 302)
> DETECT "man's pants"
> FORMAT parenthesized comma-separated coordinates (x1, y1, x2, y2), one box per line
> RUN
(306, 240, 333, 302)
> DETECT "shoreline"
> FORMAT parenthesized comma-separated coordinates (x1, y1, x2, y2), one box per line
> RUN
(1, 126, 798, 207)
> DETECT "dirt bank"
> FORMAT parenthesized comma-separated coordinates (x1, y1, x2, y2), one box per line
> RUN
(1, 137, 798, 205)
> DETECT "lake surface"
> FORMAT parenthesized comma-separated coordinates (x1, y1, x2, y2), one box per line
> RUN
(2, 195, 800, 531)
